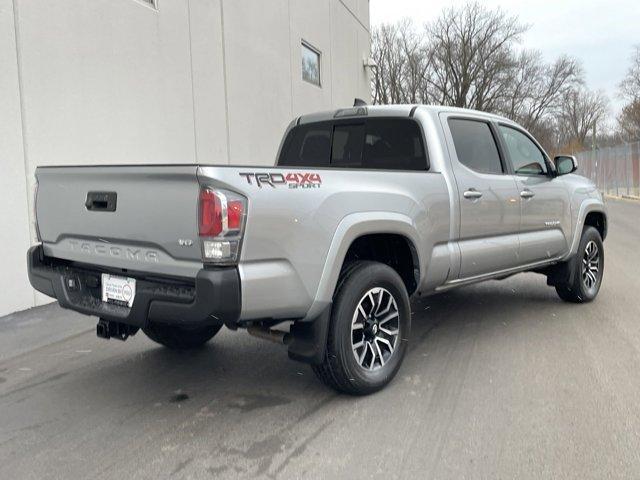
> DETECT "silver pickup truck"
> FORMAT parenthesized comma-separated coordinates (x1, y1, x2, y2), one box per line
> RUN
(28, 105, 607, 395)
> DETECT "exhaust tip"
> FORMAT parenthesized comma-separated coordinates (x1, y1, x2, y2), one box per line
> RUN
(247, 325, 291, 345)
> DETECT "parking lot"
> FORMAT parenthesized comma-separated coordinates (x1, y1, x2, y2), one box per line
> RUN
(1, 198, 639, 479)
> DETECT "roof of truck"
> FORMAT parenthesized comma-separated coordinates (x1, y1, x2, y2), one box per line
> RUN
(297, 104, 515, 125)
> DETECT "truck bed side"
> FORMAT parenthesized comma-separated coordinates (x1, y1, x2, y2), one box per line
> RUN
(197, 166, 451, 320)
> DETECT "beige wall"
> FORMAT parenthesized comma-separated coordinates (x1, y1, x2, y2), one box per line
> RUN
(0, 0, 370, 316)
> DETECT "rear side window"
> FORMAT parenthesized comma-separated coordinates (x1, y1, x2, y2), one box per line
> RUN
(279, 124, 331, 167)
(448, 119, 503, 174)
(278, 118, 428, 171)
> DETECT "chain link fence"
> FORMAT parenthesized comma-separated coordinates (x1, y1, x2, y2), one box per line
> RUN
(574, 142, 640, 197)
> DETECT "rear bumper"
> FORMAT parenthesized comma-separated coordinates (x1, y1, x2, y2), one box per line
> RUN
(27, 245, 241, 329)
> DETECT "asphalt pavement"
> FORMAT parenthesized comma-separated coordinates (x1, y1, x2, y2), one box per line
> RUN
(1, 198, 639, 480)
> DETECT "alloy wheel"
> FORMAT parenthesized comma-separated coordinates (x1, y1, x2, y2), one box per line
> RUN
(351, 287, 400, 371)
(581, 240, 600, 293)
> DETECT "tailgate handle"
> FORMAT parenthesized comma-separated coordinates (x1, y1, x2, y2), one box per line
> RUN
(85, 191, 117, 212)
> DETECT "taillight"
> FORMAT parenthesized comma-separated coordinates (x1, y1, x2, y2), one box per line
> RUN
(199, 190, 222, 237)
(198, 188, 246, 264)
(227, 200, 243, 230)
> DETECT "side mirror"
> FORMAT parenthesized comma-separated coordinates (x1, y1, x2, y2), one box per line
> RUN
(554, 155, 578, 175)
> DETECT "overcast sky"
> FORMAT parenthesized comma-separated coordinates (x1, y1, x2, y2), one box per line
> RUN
(370, 0, 639, 117)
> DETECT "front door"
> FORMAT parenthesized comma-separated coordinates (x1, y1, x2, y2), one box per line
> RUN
(497, 125, 571, 264)
(442, 115, 521, 279)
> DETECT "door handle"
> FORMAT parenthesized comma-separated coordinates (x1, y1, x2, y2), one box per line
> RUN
(85, 191, 117, 212)
(520, 189, 535, 199)
(463, 189, 483, 200)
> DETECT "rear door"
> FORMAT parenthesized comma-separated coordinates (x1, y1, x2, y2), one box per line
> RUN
(441, 115, 521, 279)
(496, 125, 571, 264)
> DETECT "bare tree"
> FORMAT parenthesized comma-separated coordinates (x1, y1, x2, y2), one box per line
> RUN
(560, 88, 609, 146)
(619, 45, 640, 102)
(371, 23, 402, 104)
(616, 46, 640, 141)
(501, 50, 542, 120)
(503, 53, 581, 130)
(618, 100, 640, 140)
(371, 20, 431, 105)
(425, 2, 524, 110)
(370, 2, 603, 152)
(394, 20, 428, 103)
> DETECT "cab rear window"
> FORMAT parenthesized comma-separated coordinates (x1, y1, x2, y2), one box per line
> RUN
(278, 124, 331, 167)
(278, 118, 428, 171)
(365, 119, 426, 170)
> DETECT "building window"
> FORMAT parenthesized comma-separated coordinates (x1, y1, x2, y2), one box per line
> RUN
(301, 42, 321, 87)
(135, 0, 158, 9)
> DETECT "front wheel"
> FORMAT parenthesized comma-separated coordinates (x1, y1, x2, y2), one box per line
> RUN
(143, 323, 222, 350)
(555, 226, 604, 303)
(312, 261, 411, 395)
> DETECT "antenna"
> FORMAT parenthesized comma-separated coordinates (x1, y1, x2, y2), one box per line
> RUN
(353, 98, 368, 107)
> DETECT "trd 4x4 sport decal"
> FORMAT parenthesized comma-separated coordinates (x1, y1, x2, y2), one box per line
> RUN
(239, 172, 322, 189)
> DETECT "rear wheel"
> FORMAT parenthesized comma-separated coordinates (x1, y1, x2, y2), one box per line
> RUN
(555, 226, 604, 303)
(312, 261, 410, 395)
(143, 323, 222, 350)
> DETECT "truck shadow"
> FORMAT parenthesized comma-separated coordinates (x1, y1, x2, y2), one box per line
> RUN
(408, 275, 563, 348)
(8, 275, 567, 406)
(0, 274, 579, 477)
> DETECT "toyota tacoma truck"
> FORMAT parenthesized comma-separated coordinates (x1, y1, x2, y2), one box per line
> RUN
(27, 105, 607, 395)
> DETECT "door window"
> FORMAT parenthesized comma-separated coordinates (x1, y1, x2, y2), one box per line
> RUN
(499, 126, 547, 175)
(448, 119, 503, 174)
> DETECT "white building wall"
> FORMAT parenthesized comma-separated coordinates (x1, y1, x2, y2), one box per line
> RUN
(223, 0, 294, 163)
(189, 0, 229, 164)
(0, 0, 34, 316)
(0, 0, 371, 316)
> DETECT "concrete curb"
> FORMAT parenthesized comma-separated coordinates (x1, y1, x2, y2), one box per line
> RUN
(604, 194, 640, 201)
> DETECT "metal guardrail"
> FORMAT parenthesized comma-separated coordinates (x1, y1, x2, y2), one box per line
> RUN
(575, 142, 640, 197)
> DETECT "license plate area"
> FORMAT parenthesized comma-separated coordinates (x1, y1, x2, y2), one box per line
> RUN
(101, 273, 136, 308)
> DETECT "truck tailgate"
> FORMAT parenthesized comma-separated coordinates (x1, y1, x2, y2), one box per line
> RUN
(36, 165, 203, 278)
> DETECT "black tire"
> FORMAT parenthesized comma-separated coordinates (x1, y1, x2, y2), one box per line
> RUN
(143, 323, 222, 350)
(555, 226, 604, 303)
(312, 261, 411, 395)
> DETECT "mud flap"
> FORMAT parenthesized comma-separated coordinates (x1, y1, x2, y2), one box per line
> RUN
(545, 255, 577, 287)
(287, 304, 332, 365)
